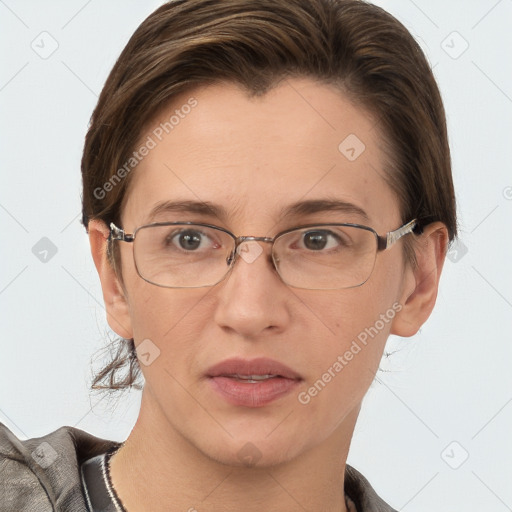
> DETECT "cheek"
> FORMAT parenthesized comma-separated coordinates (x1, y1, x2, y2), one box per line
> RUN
(294, 273, 401, 413)
(302, 268, 399, 346)
(125, 276, 214, 376)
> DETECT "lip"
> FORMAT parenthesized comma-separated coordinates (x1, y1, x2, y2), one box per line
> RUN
(206, 357, 302, 408)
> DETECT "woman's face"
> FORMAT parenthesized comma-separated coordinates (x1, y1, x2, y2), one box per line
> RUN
(108, 78, 418, 466)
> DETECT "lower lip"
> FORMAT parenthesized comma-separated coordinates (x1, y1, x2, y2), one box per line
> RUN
(208, 376, 300, 407)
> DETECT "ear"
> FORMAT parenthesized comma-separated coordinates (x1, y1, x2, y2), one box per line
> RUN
(391, 221, 449, 337)
(88, 219, 133, 339)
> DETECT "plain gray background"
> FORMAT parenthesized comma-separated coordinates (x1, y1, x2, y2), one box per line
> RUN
(1, 1, 511, 510)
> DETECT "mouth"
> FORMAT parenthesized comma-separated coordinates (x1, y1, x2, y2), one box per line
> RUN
(222, 373, 281, 383)
(206, 357, 303, 407)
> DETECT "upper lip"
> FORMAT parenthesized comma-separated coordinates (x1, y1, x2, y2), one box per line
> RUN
(206, 357, 302, 380)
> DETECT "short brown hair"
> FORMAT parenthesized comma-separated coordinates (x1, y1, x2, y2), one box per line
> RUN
(82, 0, 457, 392)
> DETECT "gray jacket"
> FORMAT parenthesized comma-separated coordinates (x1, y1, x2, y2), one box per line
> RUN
(0, 422, 397, 511)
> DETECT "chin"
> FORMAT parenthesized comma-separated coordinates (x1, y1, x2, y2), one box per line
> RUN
(205, 442, 297, 469)
(194, 426, 313, 469)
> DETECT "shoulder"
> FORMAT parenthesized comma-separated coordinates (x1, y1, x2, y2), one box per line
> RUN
(0, 421, 121, 512)
(345, 464, 398, 512)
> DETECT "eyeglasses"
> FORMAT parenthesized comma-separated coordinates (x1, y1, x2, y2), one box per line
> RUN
(109, 219, 418, 290)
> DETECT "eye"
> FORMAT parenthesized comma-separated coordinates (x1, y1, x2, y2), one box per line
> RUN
(300, 229, 346, 251)
(166, 228, 218, 251)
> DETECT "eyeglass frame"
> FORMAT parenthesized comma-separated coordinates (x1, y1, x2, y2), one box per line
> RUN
(108, 218, 420, 289)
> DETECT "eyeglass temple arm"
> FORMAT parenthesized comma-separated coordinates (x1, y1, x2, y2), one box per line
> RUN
(109, 222, 134, 243)
(377, 219, 418, 251)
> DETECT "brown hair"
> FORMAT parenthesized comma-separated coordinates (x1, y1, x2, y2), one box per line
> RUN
(82, 0, 457, 392)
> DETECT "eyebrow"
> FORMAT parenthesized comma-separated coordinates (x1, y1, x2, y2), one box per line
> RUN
(145, 198, 370, 225)
(278, 199, 370, 223)
(146, 200, 228, 224)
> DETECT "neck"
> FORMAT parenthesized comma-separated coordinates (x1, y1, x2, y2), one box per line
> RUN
(109, 388, 358, 512)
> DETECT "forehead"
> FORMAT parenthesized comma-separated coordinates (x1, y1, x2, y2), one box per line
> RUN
(122, 78, 399, 232)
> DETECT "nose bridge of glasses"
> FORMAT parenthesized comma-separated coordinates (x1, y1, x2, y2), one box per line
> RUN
(235, 235, 274, 245)
(227, 235, 275, 266)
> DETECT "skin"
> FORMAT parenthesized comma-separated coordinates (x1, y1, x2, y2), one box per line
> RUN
(89, 77, 448, 512)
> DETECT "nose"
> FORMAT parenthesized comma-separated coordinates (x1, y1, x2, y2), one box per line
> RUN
(213, 240, 291, 339)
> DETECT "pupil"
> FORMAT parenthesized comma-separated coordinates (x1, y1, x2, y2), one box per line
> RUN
(179, 230, 201, 250)
(304, 231, 327, 250)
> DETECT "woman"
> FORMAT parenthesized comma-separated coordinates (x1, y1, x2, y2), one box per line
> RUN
(0, 0, 456, 510)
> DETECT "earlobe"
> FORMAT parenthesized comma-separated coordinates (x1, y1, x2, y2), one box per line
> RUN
(88, 219, 133, 339)
(390, 222, 449, 338)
